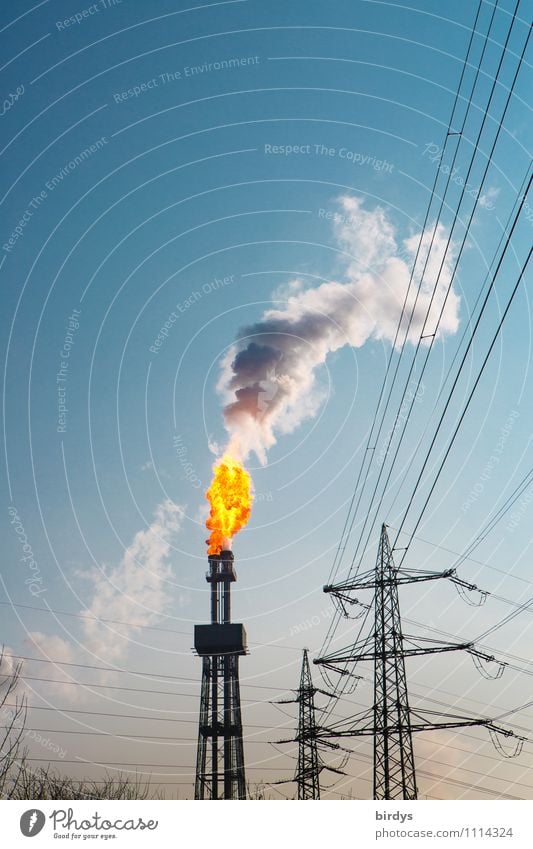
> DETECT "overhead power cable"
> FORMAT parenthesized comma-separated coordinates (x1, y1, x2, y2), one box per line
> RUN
(320, 0, 527, 665)
(351, 12, 532, 583)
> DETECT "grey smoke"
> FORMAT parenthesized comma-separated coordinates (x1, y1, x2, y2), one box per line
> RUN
(218, 196, 460, 464)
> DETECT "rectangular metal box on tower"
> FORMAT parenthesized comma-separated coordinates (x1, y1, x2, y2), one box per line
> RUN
(194, 623, 247, 656)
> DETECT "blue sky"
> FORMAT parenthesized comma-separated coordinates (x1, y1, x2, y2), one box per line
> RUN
(1, 0, 532, 799)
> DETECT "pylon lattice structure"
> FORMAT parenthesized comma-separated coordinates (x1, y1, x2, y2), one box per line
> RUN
(373, 526, 416, 798)
(275, 649, 345, 799)
(315, 524, 524, 800)
(296, 649, 321, 799)
(194, 549, 247, 799)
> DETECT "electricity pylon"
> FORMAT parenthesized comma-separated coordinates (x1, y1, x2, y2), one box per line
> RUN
(275, 649, 345, 799)
(315, 524, 524, 799)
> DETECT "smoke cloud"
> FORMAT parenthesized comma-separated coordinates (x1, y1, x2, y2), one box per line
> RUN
(218, 195, 460, 464)
(26, 500, 184, 701)
(79, 499, 184, 663)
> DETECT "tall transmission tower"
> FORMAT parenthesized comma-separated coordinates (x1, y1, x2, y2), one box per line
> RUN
(194, 548, 247, 799)
(275, 649, 346, 799)
(295, 649, 321, 799)
(315, 524, 523, 800)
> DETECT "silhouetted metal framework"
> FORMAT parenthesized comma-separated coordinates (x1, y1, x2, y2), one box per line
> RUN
(315, 525, 523, 800)
(275, 649, 345, 799)
(194, 550, 246, 799)
(296, 649, 320, 798)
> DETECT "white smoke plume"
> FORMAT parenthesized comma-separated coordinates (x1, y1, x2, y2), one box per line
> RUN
(79, 499, 184, 663)
(26, 500, 184, 701)
(218, 195, 460, 464)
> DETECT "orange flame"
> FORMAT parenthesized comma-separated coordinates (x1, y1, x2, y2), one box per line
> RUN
(205, 454, 253, 555)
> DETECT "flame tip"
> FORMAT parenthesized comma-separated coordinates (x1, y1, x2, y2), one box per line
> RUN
(205, 455, 252, 554)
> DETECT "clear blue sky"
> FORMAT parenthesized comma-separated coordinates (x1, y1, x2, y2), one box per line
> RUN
(1, 0, 532, 799)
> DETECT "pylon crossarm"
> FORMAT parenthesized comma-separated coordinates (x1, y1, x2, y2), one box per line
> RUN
(409, 720, 491, 732)
(392, 571, 455, 586)
(321, 764, 346, 777)
(317, 713, 374, 738)
(314, 635, 373, 667)
(315, 687, 339, 699)
(400, 567, 488, 604)
(397, 567, 455, 582)
(403, 634, 474, 654)
(323, 569, 375, 595)
(314, 657, 366, 673)
(317, 719, 485, 738)
(409, 709, 522, 737)
(317, 641, 472, 664)
(325, 568, 461, 595)
(328, 590, 371, 618)
(316, 738, 356, 756)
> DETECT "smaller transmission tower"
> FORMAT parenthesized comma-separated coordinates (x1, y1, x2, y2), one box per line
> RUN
(315, 524, 524, 799)
(194, 549, 247, 799)
(275, 649, 345, 799)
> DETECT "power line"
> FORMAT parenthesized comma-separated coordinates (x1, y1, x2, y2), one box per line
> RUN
(1, 652, 298, 688)
(357, 30, 532, 584)
(344, 0, 509, 581)
(394, 243, 532, 564)
(384, 167, 533, 525)
(326, 0, 487, 591)
(17, 758, 292, 771)
(0, 599, 302, 652)
(321, 0, 526, 665)
(477, 595, 533, 642)
(389, 525, 533, 587)
(14, 675, 288, 704)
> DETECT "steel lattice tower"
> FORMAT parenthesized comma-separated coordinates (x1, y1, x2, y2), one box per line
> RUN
(194, 549, 246, 799)
(294, 649, 321, 799)
(275, 649, 345, 799)
(315, 524, 522, 799)
(373, 525, 416, 799)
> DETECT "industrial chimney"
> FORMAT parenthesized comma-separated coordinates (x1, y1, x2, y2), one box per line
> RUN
(194, 548, 247, 799)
